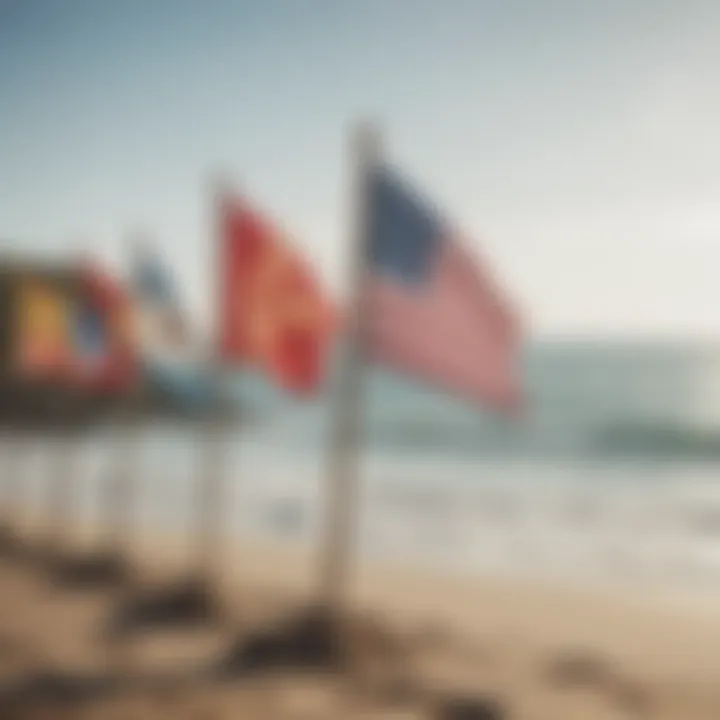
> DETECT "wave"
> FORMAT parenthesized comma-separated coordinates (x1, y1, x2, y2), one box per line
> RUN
(228, 351, 720, 462)
(594, 420, 720, 460)
(362, 417, 720, 461)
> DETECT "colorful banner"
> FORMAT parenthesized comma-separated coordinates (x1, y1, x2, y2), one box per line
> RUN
(77, 262, 138, 391)
(13, 279, 72, 379)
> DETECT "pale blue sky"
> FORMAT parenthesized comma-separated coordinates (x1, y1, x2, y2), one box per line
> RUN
(2, 0, 720, 337)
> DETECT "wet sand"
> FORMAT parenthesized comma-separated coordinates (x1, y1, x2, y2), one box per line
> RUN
(0, 526, 719, 719)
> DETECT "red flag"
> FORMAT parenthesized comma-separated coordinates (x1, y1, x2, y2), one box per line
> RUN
(218, 195, 336, 394)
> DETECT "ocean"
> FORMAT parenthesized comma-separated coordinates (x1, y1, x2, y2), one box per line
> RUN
(13, 340, 720, 606)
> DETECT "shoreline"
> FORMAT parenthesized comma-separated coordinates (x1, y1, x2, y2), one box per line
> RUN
(19, 520, 720, 676)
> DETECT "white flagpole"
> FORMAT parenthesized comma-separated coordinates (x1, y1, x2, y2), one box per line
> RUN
(1, 436, 16, 527)
(48, 425, 79, 562)
(103, 236, 149, 571)
(0, 433, 21, 547)
(12, 433, 33, 551)
(193, 176, 228, 586)
(0, 437, 7, 529)
(104, 387, 140, 566)
(319, 121, 380, 614)
(8, 433, 27, 542)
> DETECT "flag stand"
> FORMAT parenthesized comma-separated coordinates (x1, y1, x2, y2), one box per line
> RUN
(42, 426, 80, 574)
(318, 121, 378, 621)
(0, 433, 24, 557)
(96, 235, 165, 591)
(111, 391, 143, 559)
(0, 438, 9, 542)
(107, 183, 229, 637)
(184, 175, 232, 617)
(208, 125, 385, 679)
(10, 435, 36, 561)
(194, 373, 226, 589)
(0, 437, 12, 530)
(217, 124, 380, 677)
(106, 408, 137, 572)
(144, 177, 237, 627)
(76, 397, 140, 589)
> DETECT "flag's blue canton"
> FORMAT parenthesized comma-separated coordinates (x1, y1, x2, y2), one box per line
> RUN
(368, 168, 443, 284)
(74, 306, 105, 358)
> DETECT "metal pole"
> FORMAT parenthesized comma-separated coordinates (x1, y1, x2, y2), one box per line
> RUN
(319, 121, 380, 612)
(194, 176, 229, 584)
(47, 428, 79, 559)
(105, 394, 140, 560)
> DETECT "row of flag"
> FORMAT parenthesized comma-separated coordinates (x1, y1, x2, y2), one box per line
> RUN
(12, 149, 522, 412)
(214, 161, 521, 410)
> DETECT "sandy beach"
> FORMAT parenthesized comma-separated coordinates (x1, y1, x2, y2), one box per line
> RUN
(0, 524, 719, 719)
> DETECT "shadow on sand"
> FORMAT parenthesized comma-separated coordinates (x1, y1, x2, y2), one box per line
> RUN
(0, 605, 508, 719)
(105, 575, 224, 636)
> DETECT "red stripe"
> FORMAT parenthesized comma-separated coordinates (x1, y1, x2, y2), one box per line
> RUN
(365, 238, 520, 411)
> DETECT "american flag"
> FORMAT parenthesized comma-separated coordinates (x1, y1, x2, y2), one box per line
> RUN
(363, 166, 521, 411)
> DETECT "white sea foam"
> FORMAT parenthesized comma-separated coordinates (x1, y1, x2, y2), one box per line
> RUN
(29, 431, 716, 610)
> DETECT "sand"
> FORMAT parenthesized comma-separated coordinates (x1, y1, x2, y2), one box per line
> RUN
(0, 525, 719, 719)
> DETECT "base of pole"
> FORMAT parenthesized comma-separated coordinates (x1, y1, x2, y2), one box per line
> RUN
(215, 601, 425, 712)
(46, 549, 133, 590)
(0, 522, 30, 561)
(214, 604, 363, 679)
(0, 667, 123, 716)
(105, 573, 223, 639)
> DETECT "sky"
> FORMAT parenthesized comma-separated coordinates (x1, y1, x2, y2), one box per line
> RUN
(2, 0, 720, 339)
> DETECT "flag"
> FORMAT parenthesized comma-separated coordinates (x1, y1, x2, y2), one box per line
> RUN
(363, 166, 521, 411)
(14, 279, 73, 378)
(218, 195, 335, 393)
(131, 244, 189, 356)
(76, 262, 137, 391)
(72, 303, 107, 371)
(70, 297, 122, 389)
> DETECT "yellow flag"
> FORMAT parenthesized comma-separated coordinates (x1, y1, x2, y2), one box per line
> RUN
(14, 279, 71, 376)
